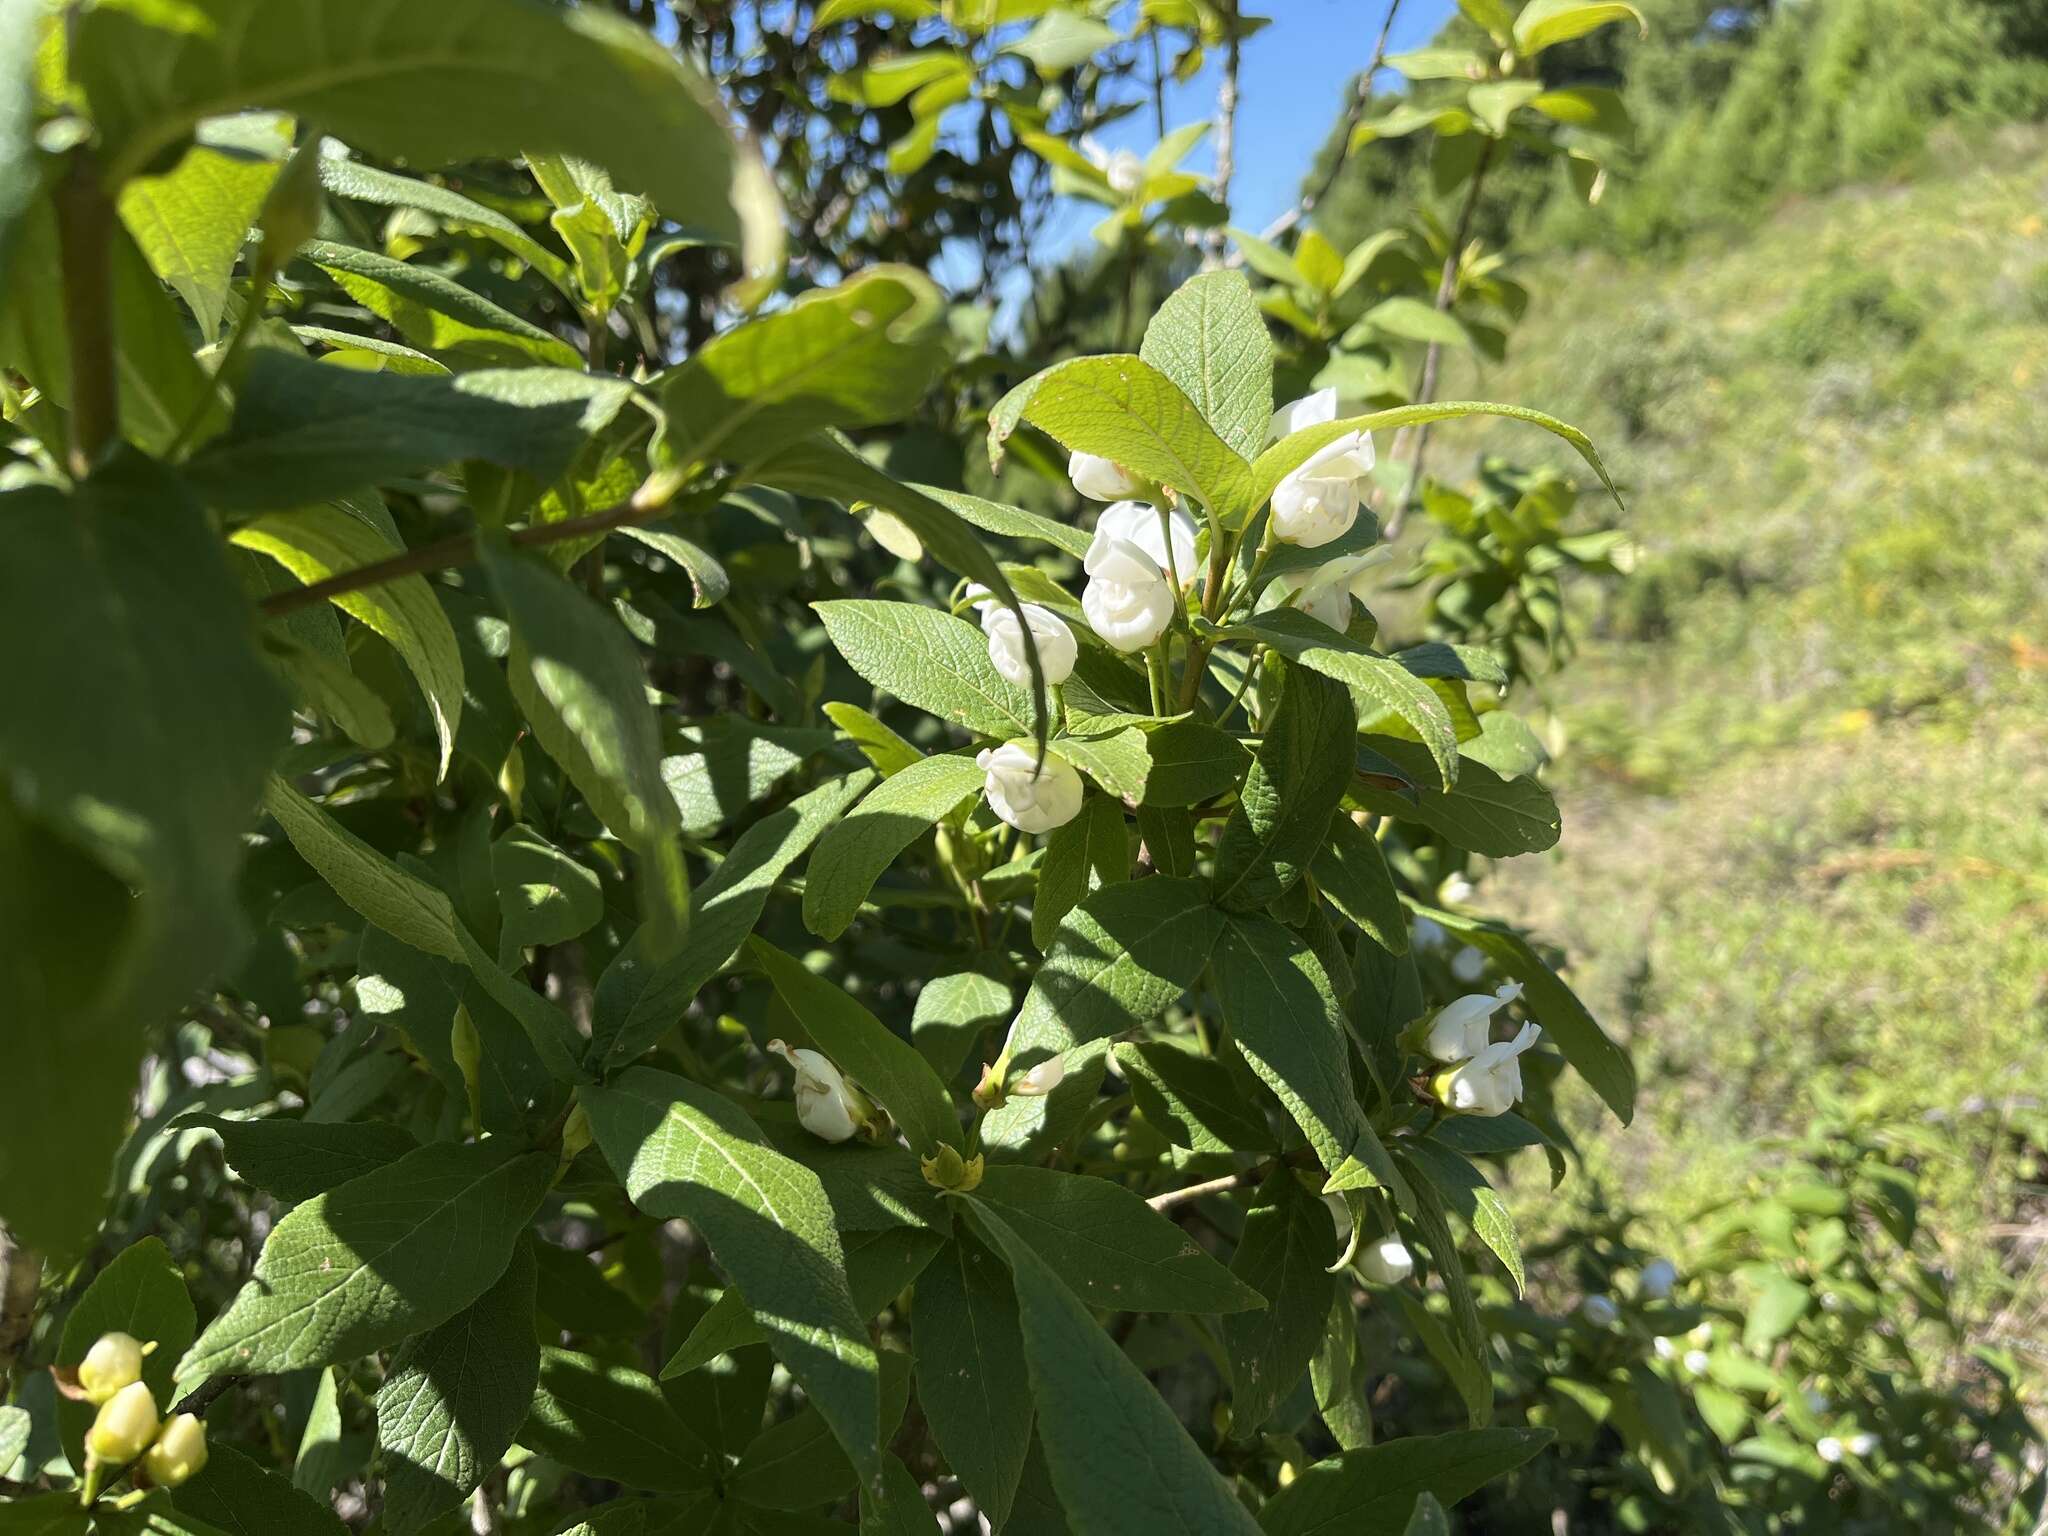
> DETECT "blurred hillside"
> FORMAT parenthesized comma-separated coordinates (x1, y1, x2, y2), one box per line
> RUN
(1421, 124, 2048, 1370)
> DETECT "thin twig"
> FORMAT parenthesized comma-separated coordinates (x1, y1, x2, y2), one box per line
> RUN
(1147, 1163, 1271, 1213)
(1202, 1, 1242, 268)
(171, 1374, 244, 1418)
(1254, 0, 1405, 246)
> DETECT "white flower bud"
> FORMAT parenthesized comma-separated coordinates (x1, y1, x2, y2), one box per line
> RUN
(1081, 137, 1146, 198)
(1081, 537, 1176, 652)
(1683, 1349, 1710, 1376)
(767, 1040, 873, 1144)
(1355, 1238, 1415, 1286)
(976, 743, 1085, 834)
(87, 1380, 160, 1465)
(78, 1332, 145, 1405)
(1845, 1432, 1876, 1457)
(1639, 1257, 1678, 1300)
(1579, 1294, 1619, 1328)
(1069, 451, 1145, 501)
(981, 602, 1076, 687)
(1270, 432, 1374, 548)
(143, 1413, 208, 1488)
(1433, 1020, 1541, 1116)
(1010, 1056, 1066, 1096)
(1421, 982, 1524, 1064)
(1654, 1335, 1676, 1360)
(1816, 1436, 1844, 1465)
(1450, 945, 1487, 984)
(1262, 547, 1391, 632)
(1093, 500, 1197, 588)
(1270, 388, 1338, 442)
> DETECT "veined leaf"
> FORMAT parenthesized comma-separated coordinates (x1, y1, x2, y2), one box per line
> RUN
(1213, 662, 1358, 907)
(909, 483, 1092, 560)
(912, 1229, 1032, 1529)
(1258, 1428, 1555, 1535)
(1116, 1041, 1275, 1155)
(969, 1206, 1264, 1536)
(1055, 726, 1150, 802)
(302, 239, 579, 367)
(801, 753, 985, 941)
(180, 1138, 554, 1376)
(1403, 1140, 1525, 1295)
(317, 155, 573, 296)
(581, 1067, 881, 1487)
(826, 702, 923, 778)
(118, 113, 288, 340)
(1513, 0, 1646, 55)
(1350, 738, 1561, 856)
(171, 1443, 347, 1536)
(181, 1114, 418, 1204)
(1312, 815, 1409, 955)
(1032, 792, 1127, 949)
(1139, 270, 1274, 461)
(522, 1347, 716, 1492)
(816, 600, 1034, 740)
(1224, 1172, 1338, 1433)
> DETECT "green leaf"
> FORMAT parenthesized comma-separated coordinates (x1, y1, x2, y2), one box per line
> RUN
(118, 114, 288, 340)
(912, 1229, 1033, 1529)
(660, 719, 829, 840)
(1512, 0, 1645, 55)
(262, 779, 463, 959)
(0, 462, 287, 1256)
(969, 1206, 1264, 1536)
(1032, 793, 1127, 949)
(1142, 719, 1252, 808)
(1402, 1494, 1449, 1536)
(1139, 270, 1274, 462)
(828, 51, 971, 106)
(0, 0, 43, 296)
(619, 522, 729, 609)
(234, 500, 465, 779)
(1403, 1140, 1524, 1295)
(1310, 1291, 1373, 1453)
(590, 772, 873, 1068)
(1002, 877, 1220, 1058)
(816, 600, 1033, 740)
(527, 151, 636, 311)
(664, 268, 947, 470)
(727, 1350, 912, 1511)
(317, 155, 573, 297)
(1054, 727, 1150, 803)
(1006, 11, 1120, 75)
(976, 1165, 1264, 1314)
(1361, 296, 1471, 349)
(747, 938, 961, 1158)
(989, 354, 1255, 517)
(0, 1493, 90, 1536)
(376, 1239, 539, 1535)
(493, 824, 603, 956)
(1743, 1273, 1811, 1352)
(170, 1444, 347, 1536)
(186, 351, 638, 510)
(55, 1239, 195, 1471)
(1213, 662, 1358, 908)
(1224, 1172, 1338, 1432)
(1115, 1041, 1275, 1155)
(1312, 816, 1408, 955)
(910, 483, 1093, 560)
(1257, 1428, 1555, 1536)
(1526, 86, 1632, 139)
(1385, 48, 1487, 80)
(180, 1114, 417, 1203)
(484, 541, 688, 956)
(1406, 903, 1634, 1123)
(302, 238, 580, 368)
(1249, 400, 1621, 517)
(582, 1067, 881, 1487)
(1213, 915, 1365, 1172)
(825, 703, 924, 778)
(1350, 739, 1561, 856)
(802, 754, 985, 940)
(863, 1452, 944, 1536)
(74, 0, 778, 270)
(1465, 80, 1544, 138)
(910, 971, 1011, 1079)
(1392, 1164, 1489, 1425)
(0, 1405, 28, 1478)
(180, 1137, 554, 1376)
(522, 1346, 717, 1491)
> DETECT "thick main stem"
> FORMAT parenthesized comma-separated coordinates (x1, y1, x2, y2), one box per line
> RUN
(55, 152, 118, 477)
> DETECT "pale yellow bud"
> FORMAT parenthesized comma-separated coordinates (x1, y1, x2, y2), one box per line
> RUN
(143, 1414, 208, 1488)
(77, 1332, 145, 1405)
(86, 1381, 160, 1465)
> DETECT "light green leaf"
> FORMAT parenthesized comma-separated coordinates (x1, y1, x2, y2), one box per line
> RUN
(171, 1444, 346, 1536)
(1456, 0, 1518, 41)
(234, 500, 465, 779)
(618, 522, 729, 608)
(1512, 0, 1646, 55)
(912, 1229, 1033, 1529)
(1213, 662, 1358, 907)
(522, 1346, 717, 1492)
(665, 267, 948, 470)
(1002, 876, 1220, 1058)
(816, 600, 1033, 740)
(317, 155, 573, 297)
(747, 937, 961, 1158)
(1258, 1428, 1555, 1536)
(802, 753, 986, 940)
(975, 1164, 1263, 1314)
(1527, 86, 1632, 139)
(262, 632, 394, 750)
(1226, 226, 1306, 289)
(1312, 815, 1409, 955)
(493, 824, 602, 956)
(1334, 229, 1409, 301)
(55, 1239, 195, 1471)
(302, 238, 581, 368)
(0, 1405, 29, 1479)
(1403, 1140, 1525, 1295)
(1224, 1172, 1338, 1432)
(1213, 914, 1365, 1173)
(827, 51, 971, 107)
(989, 354, 1255, 517)
(118, 113, 288, 340)
(1116, 1041, 1275, 1155)
(527, 152, 635, 311)
(815, 0, 940, 23)
(1054, 726, 1150, 802)
(589, 772, 873, 1069)
(969, 1206, 1264, 1536)
(909, 483, 1093, 560)
(1294, 230, 1345, 297)
(1359, 295, 1470, 349)
(1350, 738, 1560, 856)
(1385, 48, 1486, 80)
(180, 1137, 554, 1376)
(582, 1067, 881, 1487)
(1394, 1161, 1490, 1423)
(826, 702, 924, 778)
(910, 971, 1011, 1079)
(484, 542, 688, 957)
(1139, 270, 1273, 461)
(1466, 80, 1544, 138)
(1006, 11, 1120, 76)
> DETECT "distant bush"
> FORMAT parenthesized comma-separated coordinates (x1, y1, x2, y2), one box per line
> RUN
(1772, 268, 1926, 367)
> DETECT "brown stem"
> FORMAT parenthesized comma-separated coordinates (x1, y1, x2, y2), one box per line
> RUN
(0, 1226, 40, 1387)
(171, 1374, 243, 1418)
(55, 151, 118, 477)
(1257, 0, 1405, 244)
(1146, 1162, 1272, 1213)
(256, 474, 709, 620)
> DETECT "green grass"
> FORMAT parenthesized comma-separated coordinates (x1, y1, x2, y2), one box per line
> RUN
(1422, 129, 2048, 1366)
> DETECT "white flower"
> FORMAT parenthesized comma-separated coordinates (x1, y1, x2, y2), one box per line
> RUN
(1440, 873, 1476, 905)
(1263, 547, 1392, 631)
(1845, 1432, 1877, 1457)
(1081, 135, 1144, 197)
(1683, 1349, 1710, 1376)
(1654, 1335, 1676, 1360)
(981, 602, 1076, 687)
(1082, 537, 1177, 651)
(1639, 1258, 1678, 1300)
(1816, 1436, 1844, 1465)
(1069, 451, 1145, 501)
(1270, 388, 1340, 442)
(78, 1332, 145, 1405)
(1421, 982, 1525, 1064)
(1356, 1238, 1415, 1286)
(768, 1040, 873, 1144)
(1450, 945, 1487, 984)
(1579, 1294, 1619, 1327)
(977, 742, 1085, 834)
(1411, 915, 1448, 951)
(1271, 434, 1375, 548)
(1435, 1019, 1541, 1116)
(1093, 500, 1197, 588)
(1010, 1056, 1066, 1096)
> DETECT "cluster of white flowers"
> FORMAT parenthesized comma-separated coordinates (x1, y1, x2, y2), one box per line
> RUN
(1817, 1432, 1877, 1464)
(1080, 493, 1198, 653)
(1421, 982, 1542, 1117)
